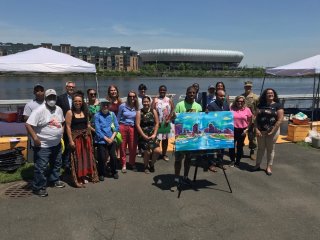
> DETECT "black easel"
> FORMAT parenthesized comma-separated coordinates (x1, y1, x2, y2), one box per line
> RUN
(177, 151, 233, 198)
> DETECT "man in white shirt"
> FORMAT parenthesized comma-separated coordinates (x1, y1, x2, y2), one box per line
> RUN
(26, 89, 65, 197)
(23, 84, 45, 121)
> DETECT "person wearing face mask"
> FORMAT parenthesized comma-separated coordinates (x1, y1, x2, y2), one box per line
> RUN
(94, 100, 120, 181)
(25, 89, 65, 197)
(65, 91, 99, 187)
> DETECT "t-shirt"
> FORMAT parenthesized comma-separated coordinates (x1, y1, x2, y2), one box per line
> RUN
(231, 106, 252, 129)
(27, 104, 65, 148)
(23, 100, 44, 118)
(256, 102, 283, 132)
(175, 101, 202, 113)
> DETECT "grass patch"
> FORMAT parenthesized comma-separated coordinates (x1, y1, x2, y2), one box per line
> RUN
(0, 163, 34, 184)
(296, 141, 313, 149)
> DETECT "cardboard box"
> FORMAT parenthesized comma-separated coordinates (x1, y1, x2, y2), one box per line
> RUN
(0, 111, 18, 122)
(0, 136, 28, 159)
(287, 121, 320, 142)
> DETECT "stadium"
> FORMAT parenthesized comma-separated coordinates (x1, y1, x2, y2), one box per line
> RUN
(138, 48, 244, 70)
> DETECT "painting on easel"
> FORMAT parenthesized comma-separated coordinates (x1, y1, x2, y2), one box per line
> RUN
(174, 112, 234, 151)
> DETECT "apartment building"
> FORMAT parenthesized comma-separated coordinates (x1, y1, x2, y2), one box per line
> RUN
(0, 42, 139, 71)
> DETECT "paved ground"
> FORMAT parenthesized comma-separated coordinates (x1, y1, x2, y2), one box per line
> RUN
(0, 143, 319, 240)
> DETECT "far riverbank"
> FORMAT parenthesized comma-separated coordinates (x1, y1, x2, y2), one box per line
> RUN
(98, 67, 266, 78)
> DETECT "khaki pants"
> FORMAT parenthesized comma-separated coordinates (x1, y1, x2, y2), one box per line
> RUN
(256, 128, 280, 166)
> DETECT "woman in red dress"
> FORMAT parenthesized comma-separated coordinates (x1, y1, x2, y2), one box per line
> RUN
(65, 91, 98, 187)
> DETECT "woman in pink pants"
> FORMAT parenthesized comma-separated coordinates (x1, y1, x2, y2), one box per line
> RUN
(117, 91, 139, 173)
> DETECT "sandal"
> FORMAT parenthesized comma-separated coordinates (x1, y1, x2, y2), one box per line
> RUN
(209, 165, 217, 172)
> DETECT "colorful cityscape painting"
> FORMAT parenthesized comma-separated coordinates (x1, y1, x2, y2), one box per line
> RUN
(174, 112, 234, 151)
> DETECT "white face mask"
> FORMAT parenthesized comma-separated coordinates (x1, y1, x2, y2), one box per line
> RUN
(46, 100, 56, 107)
(102, 109, 109, 114)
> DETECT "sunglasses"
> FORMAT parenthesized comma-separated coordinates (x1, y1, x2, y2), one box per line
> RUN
(128, 95, 136, 98)
(89, 93, 96, 96)
(236, 101, 244, 103)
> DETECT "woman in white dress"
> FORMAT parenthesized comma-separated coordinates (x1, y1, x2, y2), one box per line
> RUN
(152, 85, 175, 161)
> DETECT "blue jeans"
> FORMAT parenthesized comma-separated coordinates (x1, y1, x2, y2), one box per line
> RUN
(33, 143, 62, 191)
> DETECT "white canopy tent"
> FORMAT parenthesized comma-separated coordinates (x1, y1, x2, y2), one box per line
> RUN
(0, 47, 99, 95)
(265, 54, 320, 120)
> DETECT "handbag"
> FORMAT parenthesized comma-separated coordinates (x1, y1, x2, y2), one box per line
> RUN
(157, 122, 171, 134)
(111, 112, 123, 145)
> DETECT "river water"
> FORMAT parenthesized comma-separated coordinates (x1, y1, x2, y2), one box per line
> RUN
(0, 75, 313, 105)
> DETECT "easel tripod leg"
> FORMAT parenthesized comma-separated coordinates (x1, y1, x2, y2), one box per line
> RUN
(222, 168, 232, 193)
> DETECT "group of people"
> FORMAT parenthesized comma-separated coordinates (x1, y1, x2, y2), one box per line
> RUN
(23, 80, 283, 197)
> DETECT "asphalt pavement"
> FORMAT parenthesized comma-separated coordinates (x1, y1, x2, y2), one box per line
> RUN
(0, 143, 319, 240)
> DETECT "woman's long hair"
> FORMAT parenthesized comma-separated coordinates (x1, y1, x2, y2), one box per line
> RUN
(215, 81, 226, 91)
(259, 88, 280, 106)
(107, 85, 122, 103)
(72, 90, 88, 118)
(126, 90, 139, 111)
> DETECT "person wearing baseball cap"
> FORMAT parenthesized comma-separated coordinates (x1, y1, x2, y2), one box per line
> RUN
(23, 84, 45, 122)
(241, 81, 259, 160)
(25, 88, 65, 197)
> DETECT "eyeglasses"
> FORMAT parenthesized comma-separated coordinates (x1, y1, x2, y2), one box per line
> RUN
(128, 95, 136, 98)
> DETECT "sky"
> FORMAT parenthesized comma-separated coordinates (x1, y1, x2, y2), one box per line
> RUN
(1, 0, 320, 67)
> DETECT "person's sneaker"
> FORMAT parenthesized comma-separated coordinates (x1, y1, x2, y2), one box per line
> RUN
(144, 168, 150, 174)
(229, 161, 235, 167)
(137, 152, 142, 157)
(162, 155, 169, 161)
(54, 181, 65, 188)
(33, 188, 48, 197)
(121, 167, 127, 173)
(234, 162, 240, 168)
(99, 176, 105, 181)
(149, 165, 155, 173)
(113, 172, 119, 179)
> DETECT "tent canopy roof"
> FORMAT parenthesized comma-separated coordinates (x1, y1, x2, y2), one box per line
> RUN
(0, 47, 96, 73)
(266, 54, 320, 76)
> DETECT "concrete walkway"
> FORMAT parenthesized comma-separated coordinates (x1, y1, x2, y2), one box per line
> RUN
(0, 143, 319, 240)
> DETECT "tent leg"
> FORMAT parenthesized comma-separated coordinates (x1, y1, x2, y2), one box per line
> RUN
(95, 74, 99, 99)
(260, 73, 266, 95)
(312, 75, 316, 121)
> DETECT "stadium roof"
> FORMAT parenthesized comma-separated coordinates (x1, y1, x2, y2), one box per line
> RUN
(139, 48, 244, 63)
